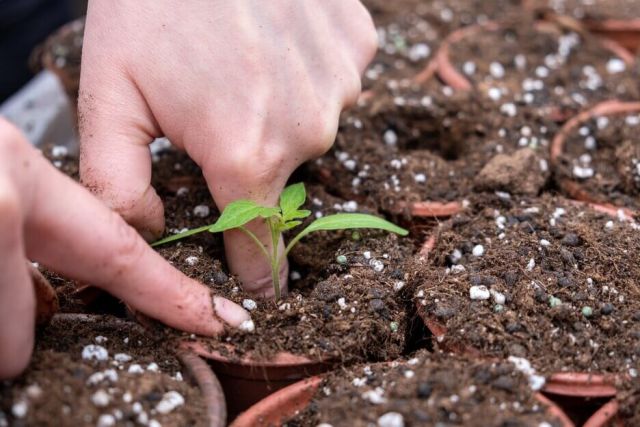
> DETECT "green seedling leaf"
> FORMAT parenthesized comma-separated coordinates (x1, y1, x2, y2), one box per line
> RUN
(152, 224, 211, 247)
(282, 220, 303, 230)
(280, 183, 307, 221)
(209, 200, 279, 233)
(300, 213, 409, 237)
(286, 209, 312, 220)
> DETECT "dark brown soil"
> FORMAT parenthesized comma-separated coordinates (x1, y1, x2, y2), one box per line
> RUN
(151, 147, 414, 363)
(286, 352, 564, 427)
(556, 110, 640, 209)
(448, 19, 640, 116)
(0, 315, 207, 427)
(529, 0, 640, 22)
(413, 194, 640, 375)
(306, 88, 555, 216)
(361, 0, 524, 89)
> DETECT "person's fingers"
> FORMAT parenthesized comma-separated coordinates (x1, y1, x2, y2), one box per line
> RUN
(78, 11, 164, 240)
(20, 150, 249, 335)
(0, 175, 34, 379)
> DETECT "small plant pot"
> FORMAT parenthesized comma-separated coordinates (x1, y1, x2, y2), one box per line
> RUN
(583, 399, 623, 427)
(434, 20, 634, 121)
(550, 100, 640, 211)
(179, 340, 333, 419)
(50, 314, 227, 427)
(230, 373, 574, 427)
(543, 373, 618, 398)
(29, 263, 59, 325)
(410, 200, 463, 218)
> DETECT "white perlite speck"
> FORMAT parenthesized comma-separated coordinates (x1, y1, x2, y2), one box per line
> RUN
(239, 319, 255, 333)
(362, 387, 387, 404)
(193, 205, 210, 218)
(242, 299, 257, 311)
(185, 256, 198, 266)
(414, 173, 426, 183)
(371, 259, 385, 272)
(383, 130, 398, 146)
(508, 356, 545, 391)
(470, 285, 491, 300)
(95, 336, 108, 344)
(11, 401, 28, 419)
(147, 363, 159, 372)
(500, 103, 517, 117)
(114, 353, 132, 363)
(491, 290, 506, 305)
(128, 364, 144, 374)
(489, 62, 505, 79)
(605, 220, 614, 230)
(377, 412, 405, 427)
(540, 239, 551, 247)
(463, 61, 476, 75)
(573, 165, 594, 179)
(488, 87, 502, 101)
(51, 145, 69, 158)
(97, 414, 116, 427)
(156, 391, 185, 414)
(148, 420, 161, 427)
(91, 390, 111, 407)
(337, 298, 348, 310)
(82, 345, 108, 361)
(472, 245, 484, 257)
(606, 58, 626, 74)
(526, 258, 536, 271)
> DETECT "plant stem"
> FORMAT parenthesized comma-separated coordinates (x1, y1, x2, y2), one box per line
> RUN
(238, 226, 271, 262)
(267, 218, 282, 301)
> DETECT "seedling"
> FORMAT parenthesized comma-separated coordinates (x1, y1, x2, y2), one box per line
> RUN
(153, 183, 408, 300)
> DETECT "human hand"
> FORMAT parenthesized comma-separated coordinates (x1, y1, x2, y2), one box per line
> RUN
(0, 119, 249, 379)
(78, 0, 377, 297)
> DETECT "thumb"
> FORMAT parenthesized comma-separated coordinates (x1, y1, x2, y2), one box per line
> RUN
(200, 150, 292, 298)
(78, 16, 164, 240)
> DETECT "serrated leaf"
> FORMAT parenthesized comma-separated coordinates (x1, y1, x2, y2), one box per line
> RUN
(280, 183, 307, 221)
(151, 224, 212, 247)
(209, 200, 279, 233)
(282, 220, 303, 230)
(298, 213, 408, 239)
(286, 209, 312, 220)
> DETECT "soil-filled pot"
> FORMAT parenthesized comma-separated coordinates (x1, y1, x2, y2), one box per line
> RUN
(0, 314, 225, 427)
(308, 77, 556, 220)
(583, 399, 622, 427)
(232, 354, 575, 427)
(434, 19, 637, 119)
(412, 195, 639, 401)
(551, 100, 640, 211)
(178, 340, 332, 419)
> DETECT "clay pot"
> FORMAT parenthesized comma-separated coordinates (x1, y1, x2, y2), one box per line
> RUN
(179, 340, 333, 419)
(584, 399, 623, 427)
(434, 21, 634, 120)
(51, 314, 227, 427)
(551, 100, 640, 212)
(230, 373, 574, 427)
(411, 200, 462, 218)
(585, 19, 640, 53)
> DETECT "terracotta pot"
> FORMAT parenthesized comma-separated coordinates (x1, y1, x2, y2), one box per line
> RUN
(434, 21, 634, 100)
(231, 373, 574, 427)
(583, 399, 623, 427)
(544, 373, 618, 398)
(410, 200, 462, 218)
(585, 19, 640, 53)
(230, 376, 322, 427)
(551, 100, 640, 212)
(50, 314, 226, 427)
(179, 340, 333, 419)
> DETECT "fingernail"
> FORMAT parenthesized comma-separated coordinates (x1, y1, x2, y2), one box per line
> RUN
(212, 296, 251, 328)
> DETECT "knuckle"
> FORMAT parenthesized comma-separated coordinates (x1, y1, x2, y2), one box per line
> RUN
(103, 212, 147, 281)
(300, 109, 339, 158)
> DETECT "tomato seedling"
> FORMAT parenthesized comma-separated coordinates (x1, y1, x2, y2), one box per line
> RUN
(153, 183, 408, 300)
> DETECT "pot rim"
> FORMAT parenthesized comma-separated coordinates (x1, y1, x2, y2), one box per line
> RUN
(550, 100, 640, 212)
(435, 21, 634, 92)
(583, 399, 621, 427)
(230, 369, 574, 427)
